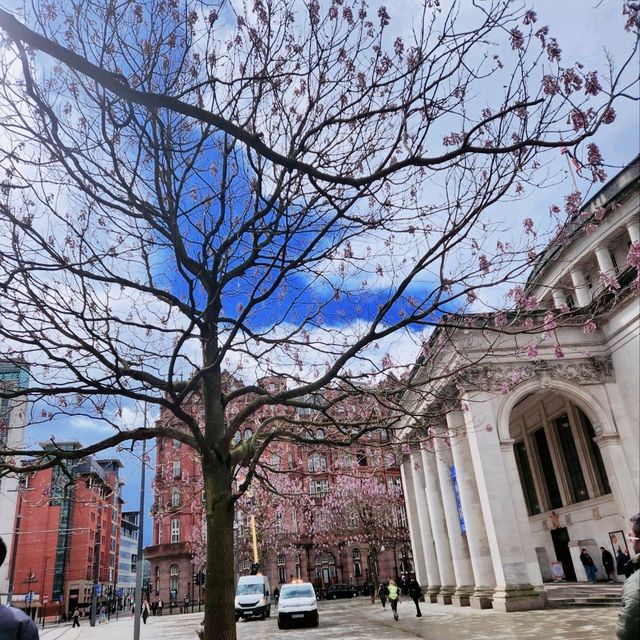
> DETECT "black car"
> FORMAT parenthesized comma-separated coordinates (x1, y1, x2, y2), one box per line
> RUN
(325, 584, 359, 599)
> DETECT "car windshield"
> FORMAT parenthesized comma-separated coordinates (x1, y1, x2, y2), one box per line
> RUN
(236, 584, 264, 596)
(281, 586, 315, 599)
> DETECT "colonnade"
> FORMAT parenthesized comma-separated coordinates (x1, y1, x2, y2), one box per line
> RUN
(401, 404, 544, 612)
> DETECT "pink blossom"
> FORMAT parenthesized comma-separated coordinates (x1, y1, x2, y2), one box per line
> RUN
(523, 218, 536, 236)
(583, 320, 597, 334)
(494, 312, 508, 328)
(599, 271, 620, 291)
(626, 241, 640, 269)
(523, 10, 537, 25)
(564, 191, 582, 216)
(543, 310, 557, 332)
(554, 344, 565, 359)
(542, 74, 560, 96)
(584, 71, 601, 96)
(511, 369, 522, 384)
(524, 317, 534, 329)
(510, 28, 524, 49)
(585, 223, 599, 236)
(526, 342, 539, 359)
(500, 382, 510, 395)
(479, 255, 490, 273)
(602, 107, 616, 124)
(546, 38, 561, 62)
(484, 424, 494, 433)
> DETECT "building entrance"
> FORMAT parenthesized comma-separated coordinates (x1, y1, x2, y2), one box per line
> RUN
(551, 527, 576, 581)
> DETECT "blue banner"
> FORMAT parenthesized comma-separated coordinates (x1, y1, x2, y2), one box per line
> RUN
(450, 466, 466, 534)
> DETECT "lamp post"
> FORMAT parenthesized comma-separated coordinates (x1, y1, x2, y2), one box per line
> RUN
(133, 411, 148, 640)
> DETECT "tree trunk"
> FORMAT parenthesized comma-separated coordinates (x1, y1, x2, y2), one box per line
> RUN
(202, 457, 236, 640)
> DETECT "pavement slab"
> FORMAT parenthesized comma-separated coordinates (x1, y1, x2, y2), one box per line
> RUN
(37, 598, 619, 640)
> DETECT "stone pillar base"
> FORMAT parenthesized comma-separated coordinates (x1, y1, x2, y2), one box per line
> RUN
(492, 586, 544, 612)
(470, 595, 493, 609)
(426, 586, 440, 604)
(451, 594, 470, 607)
(436, 586, 455, 605)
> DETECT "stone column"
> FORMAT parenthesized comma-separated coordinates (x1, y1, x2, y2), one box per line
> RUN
(433, 426, 475, 606)
(627, 218, 640, 244)
(410, 451, 441, 602)
(552, 288, 567, 309)
(594, 434, 640, 519)
(420, 446, 456, 604)
(447, 411, 496, 609)
(570, 267, 591, 307)
(464, 395, 544, 612)
(595, 244, 616, 275)
(400, 460, 428, 587)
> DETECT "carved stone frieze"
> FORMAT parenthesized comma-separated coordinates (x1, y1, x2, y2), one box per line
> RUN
(458, 356, 614, 392)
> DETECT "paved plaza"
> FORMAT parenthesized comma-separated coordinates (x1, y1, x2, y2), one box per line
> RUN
(37, 599, 619, 640)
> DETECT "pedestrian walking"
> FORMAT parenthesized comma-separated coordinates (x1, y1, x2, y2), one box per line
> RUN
(0, 537, 39, 639)
(142, 601, 150, 625)
(378, 581, 389, 609)
(408, 579, 423, 617)
(71, 607, 80, 628)
(98, 604, 108, 624)
(617, 548, 633, 579)
(616, 513, 640, 640)
(601, 546, 615, 582)
(157, 599, 163, 616)
(387, 579, 400, 621)
(580, 548, 597, 583)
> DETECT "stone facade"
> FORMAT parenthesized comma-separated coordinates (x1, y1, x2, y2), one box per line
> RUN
(400, 158, 639, 612)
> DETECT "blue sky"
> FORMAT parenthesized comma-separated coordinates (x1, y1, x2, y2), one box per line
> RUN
(11, 0, 640, 546)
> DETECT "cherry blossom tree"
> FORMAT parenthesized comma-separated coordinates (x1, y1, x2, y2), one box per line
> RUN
(0, 1, 638, 638)
(307, 473, 408, 594)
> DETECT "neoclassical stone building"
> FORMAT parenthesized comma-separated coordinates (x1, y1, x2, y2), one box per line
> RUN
(400, 157, 639, 612)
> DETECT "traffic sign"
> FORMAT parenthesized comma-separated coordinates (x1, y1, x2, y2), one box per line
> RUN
(95, 584, 102, 596)
(115, 588, 123, 597)
(24, 593, 32, 604)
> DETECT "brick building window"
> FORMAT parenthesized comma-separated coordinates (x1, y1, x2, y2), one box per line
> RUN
(277, 554, 286, 583)
(171, 488, 181, 508)
(170, 564, 179, 598)
(352, 549, 362, 577)
(170, 518, 180, 543)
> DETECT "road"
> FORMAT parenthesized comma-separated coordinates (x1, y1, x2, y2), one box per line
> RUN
(38, 597, 619, 640)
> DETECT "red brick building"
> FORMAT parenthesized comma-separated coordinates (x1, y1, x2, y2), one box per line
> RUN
(145, 376, 412, 604)
(10, 442, 123, 620)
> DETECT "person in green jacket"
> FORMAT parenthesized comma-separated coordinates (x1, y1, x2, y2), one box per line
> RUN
(616, 513, 640, 640)
(387, 579, 400, 621)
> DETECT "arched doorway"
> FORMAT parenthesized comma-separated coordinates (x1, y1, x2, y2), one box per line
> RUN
(507, 388, 614, 582)
(315, 552, 336, 588)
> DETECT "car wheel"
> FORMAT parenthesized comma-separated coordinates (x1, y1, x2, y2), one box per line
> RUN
(331, 594, 337, 600)
(277, 618, 286, 630)
(235, 615, 240, 622)
(312, 615, 319, 628)
(352, 592, 357, 598)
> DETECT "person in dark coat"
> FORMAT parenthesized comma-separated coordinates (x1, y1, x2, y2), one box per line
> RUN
(408, 579, 423, 617)
(377, 581, 389, 609)
(617, 548, 633, 579)
(580, 548, 597, 583)
(601, 546, 615, 582)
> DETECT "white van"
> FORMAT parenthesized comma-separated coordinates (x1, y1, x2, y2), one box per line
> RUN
(234, 575, 271, 621)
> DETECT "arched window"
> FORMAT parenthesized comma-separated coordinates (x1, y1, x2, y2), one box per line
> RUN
(357, 450, 367, 467)
(171, 487, 181, 508)
(316, 428, 325, 439)
(315, 552, 336, 583)
(352, 549, 362, 577)
(243, 428, 253, 441)
(169, 564, 179, 597)
(277, 554, 286, 583)
(231, 431, 241, 445)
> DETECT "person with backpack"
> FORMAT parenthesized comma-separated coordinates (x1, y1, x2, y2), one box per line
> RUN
(387, 579, 400, 621)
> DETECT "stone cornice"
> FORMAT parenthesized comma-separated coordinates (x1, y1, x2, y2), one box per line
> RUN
(457, 356, 615, 392)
